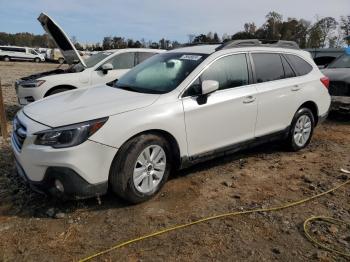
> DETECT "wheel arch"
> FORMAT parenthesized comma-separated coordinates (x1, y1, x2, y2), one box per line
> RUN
(44, 85, 77, 97)
(115, 129, 181, 170)
(298, 101, 319, 126)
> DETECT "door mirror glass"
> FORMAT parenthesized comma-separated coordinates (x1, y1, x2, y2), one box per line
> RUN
(101, 63, 113, 74)
(202, 80, 219, 95)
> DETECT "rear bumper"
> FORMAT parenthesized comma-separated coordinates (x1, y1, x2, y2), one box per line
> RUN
(15, 158, 108, 199)
(330, 96, 350, 113)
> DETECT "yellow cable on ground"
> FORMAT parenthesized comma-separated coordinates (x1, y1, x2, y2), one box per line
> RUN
(304, 216, 350, 258)
(79, 178, 350, 262)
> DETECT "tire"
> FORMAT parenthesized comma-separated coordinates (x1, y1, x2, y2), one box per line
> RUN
(34, 57, 40, 63)
(109, 134, 172, 204)
(287, 108, 315, 151)
(58, 58, 64, 64)
(3, 56, 10, 62)
(47, 88, 70, 96)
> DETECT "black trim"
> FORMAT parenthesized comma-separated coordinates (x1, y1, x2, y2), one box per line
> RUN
(15, 159, 107, 199)
(180, 127, 290, 168)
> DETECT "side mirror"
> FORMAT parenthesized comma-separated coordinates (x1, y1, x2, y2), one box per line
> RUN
(101, 63, 113, 74)
(201, 80, 219, 95)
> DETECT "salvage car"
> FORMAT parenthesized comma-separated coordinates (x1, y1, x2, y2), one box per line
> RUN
(15, 13, 164, 105)
(11, 40, 331, 203)
(321, 53, 350, 113)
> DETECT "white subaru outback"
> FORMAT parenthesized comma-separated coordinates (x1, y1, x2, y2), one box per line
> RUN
(11, 40, 331, 203)
(15, 13, 164, 105)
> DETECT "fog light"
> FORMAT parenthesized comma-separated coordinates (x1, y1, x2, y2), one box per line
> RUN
(54, 179, 64, 193)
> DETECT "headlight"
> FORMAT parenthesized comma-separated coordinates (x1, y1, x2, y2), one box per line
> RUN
(21, 80, 46, 88)
(34, 117, 108, 148)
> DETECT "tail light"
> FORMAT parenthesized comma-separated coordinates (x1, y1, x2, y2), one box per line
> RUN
(320, 77, 329, 89)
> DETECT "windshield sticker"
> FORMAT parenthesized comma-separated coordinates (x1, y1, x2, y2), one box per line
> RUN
(180, 55, 202, 61)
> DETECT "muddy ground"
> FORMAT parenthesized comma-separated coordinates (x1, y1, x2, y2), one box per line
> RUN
(0, 61, 349, 262)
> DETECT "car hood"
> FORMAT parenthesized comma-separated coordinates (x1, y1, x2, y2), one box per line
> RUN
(23, 86, 160, 127)
(38, 13, 86, 66)
(321, 68, 350, 83)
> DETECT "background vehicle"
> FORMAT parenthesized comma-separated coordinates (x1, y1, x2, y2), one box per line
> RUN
(0, 45, 45, 62)
(46, 48, 65, 64)
(11, 40, 331, 203)
(15, 13, 164, 105)
(321, 53, 350, 113)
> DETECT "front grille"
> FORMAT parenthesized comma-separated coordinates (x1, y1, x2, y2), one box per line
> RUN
(13, 116, 27, 150)
(329, 81, 350, 96)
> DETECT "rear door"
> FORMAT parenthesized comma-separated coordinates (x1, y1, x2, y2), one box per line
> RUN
(252, 52, 300, 136)
(182, 53, 258, 156)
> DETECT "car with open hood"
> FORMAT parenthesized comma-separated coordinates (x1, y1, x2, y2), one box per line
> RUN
(11, 40, 330, 203)
(15, 13, 164, 105)
(321, 52, 350, 114)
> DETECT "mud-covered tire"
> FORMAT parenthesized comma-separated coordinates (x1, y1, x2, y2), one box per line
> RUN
(287, 107, 315, 151)
(109, 134, 172, 204)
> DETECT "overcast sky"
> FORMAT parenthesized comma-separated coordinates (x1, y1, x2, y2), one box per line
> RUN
(0, 0, 349, 44)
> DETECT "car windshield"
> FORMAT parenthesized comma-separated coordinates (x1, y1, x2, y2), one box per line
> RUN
(71, 51, 114, 72)
(115, 52, 208, 94)
(327, 54, 350, 68)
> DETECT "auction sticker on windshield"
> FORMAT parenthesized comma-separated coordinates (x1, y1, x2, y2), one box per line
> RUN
(180, 55, 202, 61)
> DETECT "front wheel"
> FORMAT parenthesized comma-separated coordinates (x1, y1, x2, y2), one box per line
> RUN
(109, 134, 172, 203)
(287, 108, 315, 151)
(34, 57, 40, 63)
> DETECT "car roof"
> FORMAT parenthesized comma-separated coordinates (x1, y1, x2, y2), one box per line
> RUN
(169, 45, 220, 54)
(169, 44, 312, 60)
(104, 48, 165, 53)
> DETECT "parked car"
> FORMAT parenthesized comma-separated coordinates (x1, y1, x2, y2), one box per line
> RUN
(0, 46, 45, 62)
(321, 53, 350, 113)
(11, 40, 331, 203)
(15, 13, 164, 105)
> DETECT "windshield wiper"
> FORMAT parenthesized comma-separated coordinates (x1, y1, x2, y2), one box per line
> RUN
(116, 84, 139, 92)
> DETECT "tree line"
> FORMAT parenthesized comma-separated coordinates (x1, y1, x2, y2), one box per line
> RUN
(0, 12, 349, 51)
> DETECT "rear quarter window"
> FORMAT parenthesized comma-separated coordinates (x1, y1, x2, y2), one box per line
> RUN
(285, 54, 313, 76)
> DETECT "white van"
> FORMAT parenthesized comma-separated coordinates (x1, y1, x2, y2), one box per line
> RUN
(0, 46, 45, 62)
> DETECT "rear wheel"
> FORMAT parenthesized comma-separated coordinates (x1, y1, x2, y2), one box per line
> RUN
(3, 56, 10, 62)
(287, 108, 315, 151)
(58, 58, 64, 64)
(109, 134, 172, 203)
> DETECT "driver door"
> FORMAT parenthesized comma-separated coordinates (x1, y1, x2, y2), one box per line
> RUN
(182, 53, 258, 157)
(90, 52, 136, 85)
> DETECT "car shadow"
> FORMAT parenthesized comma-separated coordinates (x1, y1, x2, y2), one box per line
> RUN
(327, 111, 350, 123)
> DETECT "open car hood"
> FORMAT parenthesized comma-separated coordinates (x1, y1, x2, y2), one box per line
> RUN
(38, 13, 86, 66)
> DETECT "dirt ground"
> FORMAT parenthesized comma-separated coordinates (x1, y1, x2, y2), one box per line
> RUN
(0, 61, 349, 262)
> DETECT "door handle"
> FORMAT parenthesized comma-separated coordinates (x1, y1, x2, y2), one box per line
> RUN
(243, 96, 256, 104)
(291, 85, 301, 91)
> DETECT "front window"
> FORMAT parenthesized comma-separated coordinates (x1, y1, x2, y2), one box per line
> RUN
(327, 54, 350, 68)
(115, 53, 208, 94)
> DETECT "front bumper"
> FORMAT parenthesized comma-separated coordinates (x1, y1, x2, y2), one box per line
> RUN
(15, 159, 108, 199)
(330, 96, 350, 113)
(11, 112, 118, 199)
(15, 81, 45, 105)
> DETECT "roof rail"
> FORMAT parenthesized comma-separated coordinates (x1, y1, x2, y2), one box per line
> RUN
(215, 39, 300, 51)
